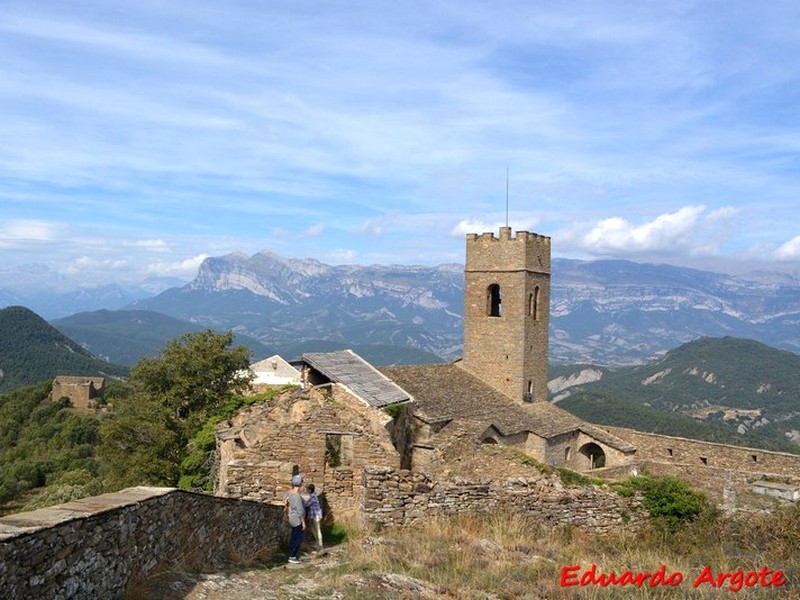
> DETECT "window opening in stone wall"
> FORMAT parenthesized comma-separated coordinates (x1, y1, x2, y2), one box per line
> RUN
(700, 456, 708, 465)
(524, 380, 533, 402)
(325, 434, 341, 467)
(565, 446, 571, 461)
(667, 448, 673, 457)
(481, 437, 498, 445)
(325, 433, 354, 467)
(487, 284, 502, 317)
(528, 286, 540, 320)
(751, 454, 758, 463)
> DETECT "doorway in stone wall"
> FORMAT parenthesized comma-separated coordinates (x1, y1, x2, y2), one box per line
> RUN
(578, 442, 606, 469)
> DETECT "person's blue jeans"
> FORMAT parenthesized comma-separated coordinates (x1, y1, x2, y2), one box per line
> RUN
(289, 524, 304, 558)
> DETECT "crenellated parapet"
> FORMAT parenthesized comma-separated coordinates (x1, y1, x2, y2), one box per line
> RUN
(465, 227, 551, 274)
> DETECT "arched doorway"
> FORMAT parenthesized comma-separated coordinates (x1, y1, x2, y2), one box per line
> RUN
(578, 442, 606, 470)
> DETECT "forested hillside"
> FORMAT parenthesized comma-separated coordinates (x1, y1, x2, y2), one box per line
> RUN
(0, 382, 103, 513)
(52, 309, 273, 366)
(0, 306, 128, 393)
(555, 337, 800, 452)
(0, 330, 266, 515)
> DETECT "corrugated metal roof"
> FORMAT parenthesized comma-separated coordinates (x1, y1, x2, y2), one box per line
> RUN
(302, 349, 412, 408)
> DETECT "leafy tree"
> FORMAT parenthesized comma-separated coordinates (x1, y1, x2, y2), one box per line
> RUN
(96, 392, 182, 489)
(129, 330, 252, 437)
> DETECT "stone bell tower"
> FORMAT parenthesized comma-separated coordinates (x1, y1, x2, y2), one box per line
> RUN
(461, 227, 551, 403)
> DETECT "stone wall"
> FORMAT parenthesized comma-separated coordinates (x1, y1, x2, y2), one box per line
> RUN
(605, 426, 800, 476)
(217, 386, 401, 520)
(360, 466, 645, 533)
(0, 487, 284, 600)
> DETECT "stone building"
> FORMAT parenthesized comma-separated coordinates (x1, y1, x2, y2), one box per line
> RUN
(50, 376, 105, 414)
(217, 349, 408, 520)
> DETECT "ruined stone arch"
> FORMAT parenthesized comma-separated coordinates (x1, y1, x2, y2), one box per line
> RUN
(578, 442, 606, 470)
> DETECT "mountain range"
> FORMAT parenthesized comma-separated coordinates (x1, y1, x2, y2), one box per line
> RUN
(128, 252, 800, 366)
(2, 251, 800, 366)
(3, 303, 799, 454)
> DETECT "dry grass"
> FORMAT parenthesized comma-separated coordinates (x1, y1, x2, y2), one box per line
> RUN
(132, 506, 800, 599)
(321, 508, 800, 599)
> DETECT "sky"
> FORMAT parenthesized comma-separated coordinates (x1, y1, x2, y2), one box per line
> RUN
(2, 0, 800, 290)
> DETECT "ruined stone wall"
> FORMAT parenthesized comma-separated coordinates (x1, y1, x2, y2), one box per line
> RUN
(50, 377, 105, 414)
(605, 427, 800, 477)
(217, 387, 400, 521)
(360, 466, 645, 533)
(600, 427, 800, 507)
(0, 487, 284, 600)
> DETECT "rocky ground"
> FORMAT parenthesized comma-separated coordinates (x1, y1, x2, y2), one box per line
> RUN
(134, 545, 461, 600)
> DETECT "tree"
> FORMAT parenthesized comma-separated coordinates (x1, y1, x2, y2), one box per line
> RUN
(129, 330, 253, 437)
(96, 392, 182, 489)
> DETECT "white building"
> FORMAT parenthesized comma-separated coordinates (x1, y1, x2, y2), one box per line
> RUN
(250, 355, 301, 387)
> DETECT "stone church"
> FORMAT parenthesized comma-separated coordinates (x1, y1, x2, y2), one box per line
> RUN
(216, 227, 800, 518)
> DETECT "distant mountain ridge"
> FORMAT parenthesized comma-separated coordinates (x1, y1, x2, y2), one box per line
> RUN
(0, 306, 128, 392)
(128, 252, 800, 366)
(131, 251, 465, 361)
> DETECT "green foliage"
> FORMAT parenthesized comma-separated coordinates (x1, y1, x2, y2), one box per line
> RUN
(96, 392, 182, 490)
(382, 403, 405, 421)
(613, 474, 709, 530)
(22, 469, 104, 511)
(0, 382, 103, 507)
(130, 330, 253, 437)
(0, 306, 128, 394)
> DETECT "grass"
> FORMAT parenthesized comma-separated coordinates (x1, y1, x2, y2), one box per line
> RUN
(133, 503, 800, 598)
(314, 506, 800, 599)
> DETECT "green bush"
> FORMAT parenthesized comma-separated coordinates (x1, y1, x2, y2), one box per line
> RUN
(613, 474, 709, 530)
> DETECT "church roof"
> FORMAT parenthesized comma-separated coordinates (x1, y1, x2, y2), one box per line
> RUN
(302, 349, 412, 408)
(380, 363, 635, 453)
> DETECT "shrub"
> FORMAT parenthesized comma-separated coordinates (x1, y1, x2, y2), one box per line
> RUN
(613, 474, 709, 530)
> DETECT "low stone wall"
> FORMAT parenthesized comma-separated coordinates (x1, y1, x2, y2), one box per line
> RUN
(0, 487, 284, 599)
(361, 467, 645, 533)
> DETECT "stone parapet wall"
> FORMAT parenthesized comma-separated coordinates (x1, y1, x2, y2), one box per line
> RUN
(360, 467, 645, 533)
(0, 487, 284, 600)
(604, 427, 800, 477)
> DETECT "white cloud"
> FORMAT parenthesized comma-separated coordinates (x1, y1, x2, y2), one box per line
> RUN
(64, 255, 131, 277)
(0, 219, 60, 245)
(450, 219, 503, 237)
(146, 254, 209, 277)
(580, 206, 707, 254)
(775, 236, 800, 260)
(325, 249, 358, 264)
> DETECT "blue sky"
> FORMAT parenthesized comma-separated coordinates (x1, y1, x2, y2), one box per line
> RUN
(2, 1, 799, 289)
